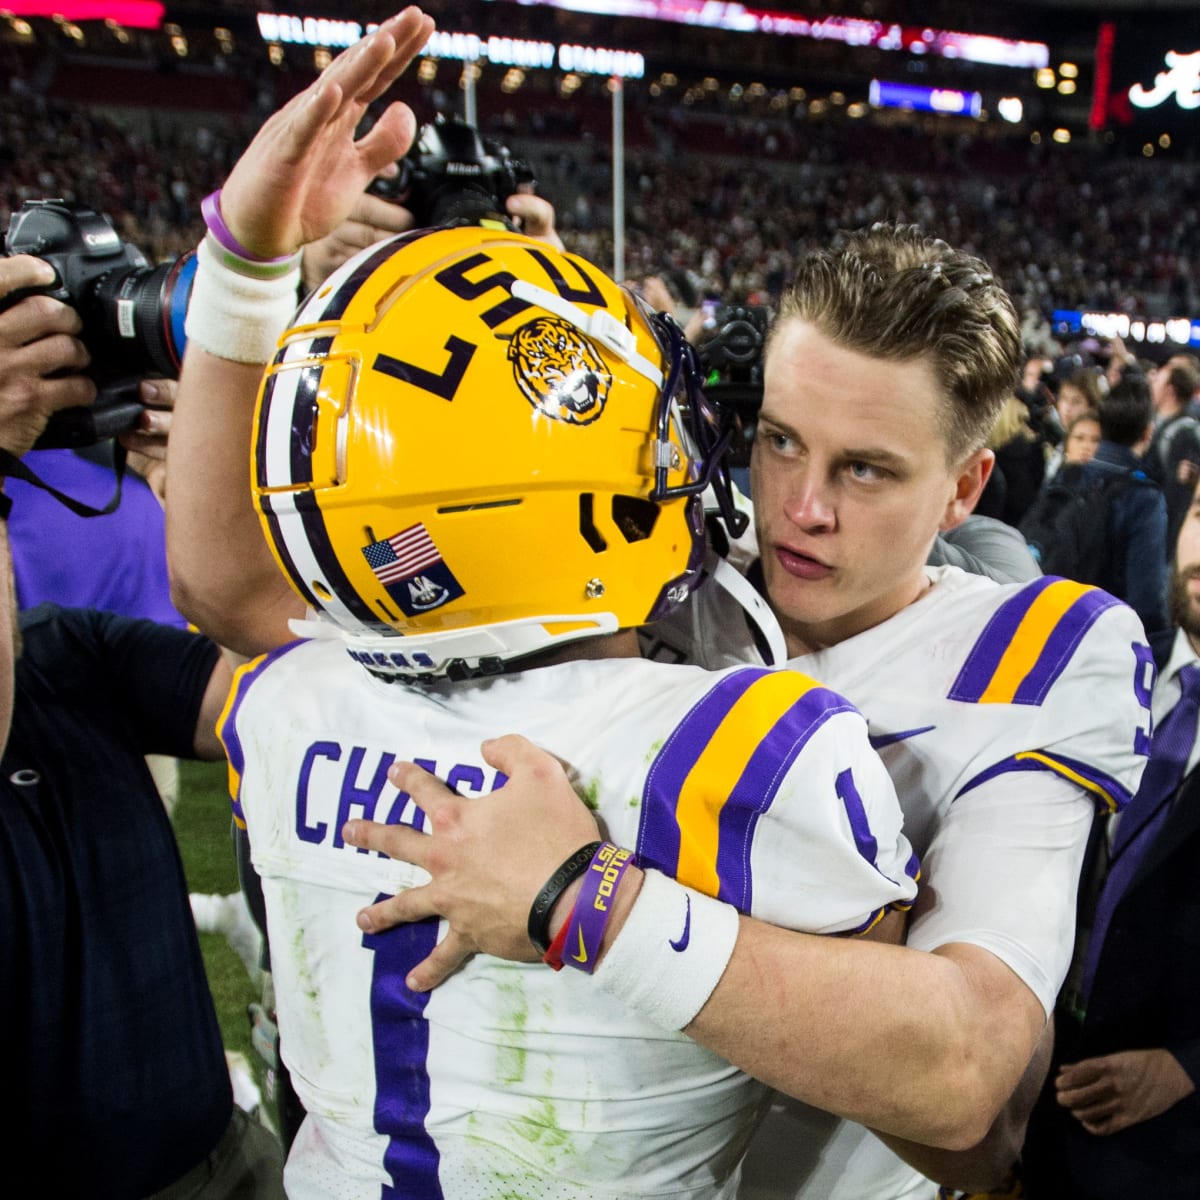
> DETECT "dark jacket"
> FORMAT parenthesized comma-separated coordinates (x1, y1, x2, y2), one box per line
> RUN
(1023, 632, 1200, 1199)
(1082, 442, 1168, 635)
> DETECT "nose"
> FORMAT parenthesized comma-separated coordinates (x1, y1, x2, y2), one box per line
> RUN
(782, 469, 836, 533)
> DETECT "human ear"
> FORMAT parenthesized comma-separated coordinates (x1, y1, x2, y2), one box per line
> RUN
(939, 448, 993, 531)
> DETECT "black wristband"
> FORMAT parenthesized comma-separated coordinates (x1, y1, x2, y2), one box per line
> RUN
(527, 840, 602, 954)
(0, 489, 10, 520)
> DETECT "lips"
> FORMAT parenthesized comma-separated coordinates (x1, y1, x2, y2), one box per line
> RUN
(774, 544, 833, 581)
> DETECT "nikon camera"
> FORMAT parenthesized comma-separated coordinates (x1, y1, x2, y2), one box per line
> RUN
(1, 199, 196, 448)
(370, 115, 535, 229)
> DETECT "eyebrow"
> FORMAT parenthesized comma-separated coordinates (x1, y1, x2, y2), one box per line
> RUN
(758, 412, 913, 471)
(842, 447, 911, 470)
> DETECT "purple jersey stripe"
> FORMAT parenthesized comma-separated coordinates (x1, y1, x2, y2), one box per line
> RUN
(637, 668, 767, 875)
(367, 915, 443, 1200)
(948, 577, 1058, 703)
(218, 641, 306, 825)
(715, 687, 855, 912)
(1011, 588, 1122, 704)
(955, 750, 1132, 813)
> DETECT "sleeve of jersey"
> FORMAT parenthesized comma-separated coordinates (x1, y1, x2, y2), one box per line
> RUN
(216, 640, 306, 830)
(635, 667, 919, 935)
(949, 579, 1153, 815)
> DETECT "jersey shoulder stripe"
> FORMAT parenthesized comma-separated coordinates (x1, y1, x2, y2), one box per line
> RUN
(217, 640, 306, 829)
(956, 748, 1133, 814)
(638, 666, 857, 912)
(948, 577, 1122, 706)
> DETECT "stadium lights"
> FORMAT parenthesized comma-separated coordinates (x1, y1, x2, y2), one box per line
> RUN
(997, 96, 1024, 123)
(2, 2, 164, 29)
(479, 0, 1049, 70)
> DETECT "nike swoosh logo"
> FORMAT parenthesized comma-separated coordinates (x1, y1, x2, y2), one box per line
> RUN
(868, 724, 936, 750)
(669, 895, 692, 952)
(571, 924, 589, 965)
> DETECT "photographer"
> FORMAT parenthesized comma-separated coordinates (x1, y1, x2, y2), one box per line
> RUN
(0, 256, 285, 1196)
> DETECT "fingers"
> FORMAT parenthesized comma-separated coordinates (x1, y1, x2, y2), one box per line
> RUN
(355, 882, 441, 933)
(406, 928, 476, 992)
(505, 194, 565, 251)
(0, 292, 84, 348)
(139, 377, 177, 409)
(343, 815, 431, 864)
(9, 331, 90, 378)
(12, 373, 96, 414)
(479, 732, 564, 781)
(360, 9, 437, 103)
(387, 760, 457, 819)
(355, 102, 419, 176)
(0, 254, 56, 303)
(349, 190, 417, 234)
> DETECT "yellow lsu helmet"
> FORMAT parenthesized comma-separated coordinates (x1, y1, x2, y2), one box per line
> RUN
(253, 226, 744, 679)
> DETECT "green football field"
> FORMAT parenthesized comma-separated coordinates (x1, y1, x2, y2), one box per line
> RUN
(174, 758, 277, 1123)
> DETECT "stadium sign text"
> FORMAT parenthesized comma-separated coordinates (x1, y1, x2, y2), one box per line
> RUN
(256, 13, 645, 77)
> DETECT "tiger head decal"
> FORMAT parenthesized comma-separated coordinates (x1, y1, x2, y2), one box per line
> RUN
(507, 315, 612, 425)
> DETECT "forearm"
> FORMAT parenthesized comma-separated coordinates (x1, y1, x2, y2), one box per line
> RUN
(875, 1013, 1052, 1189)
(683, 921, 1042, 1148)
(167, 346, 301, 654)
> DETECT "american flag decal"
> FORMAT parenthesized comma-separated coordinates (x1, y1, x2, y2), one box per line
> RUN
(362, 524, 442, 584)
(361, 524, 465, 615)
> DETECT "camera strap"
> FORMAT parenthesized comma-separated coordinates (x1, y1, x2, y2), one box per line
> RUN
(0, 445, 126, 518)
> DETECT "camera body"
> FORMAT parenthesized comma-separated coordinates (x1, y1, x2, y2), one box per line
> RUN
(697, 304, 770, 469)
(697, 304, 770, 409)
(370, 116, 535, 229)
(2, 199, 195, 447)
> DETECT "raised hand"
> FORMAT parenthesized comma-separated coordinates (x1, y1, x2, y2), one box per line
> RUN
(219, 7, 435, 259)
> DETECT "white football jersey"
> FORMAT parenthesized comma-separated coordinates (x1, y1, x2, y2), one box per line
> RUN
(649, 560, 1152, 1200)
(220, 644, 918, 1200)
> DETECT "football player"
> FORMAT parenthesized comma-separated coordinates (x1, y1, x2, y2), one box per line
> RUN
(342, 230, 1152, 1196)
(171, 15, 918, 1195)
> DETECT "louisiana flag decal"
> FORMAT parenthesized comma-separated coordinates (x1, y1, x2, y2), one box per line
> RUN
(362, 523, 464, 616)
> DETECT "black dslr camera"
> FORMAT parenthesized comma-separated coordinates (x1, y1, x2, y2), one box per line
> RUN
(1, 199, 196, 447)
(370, 115, 535, 229)
(696, 304, 770, 468)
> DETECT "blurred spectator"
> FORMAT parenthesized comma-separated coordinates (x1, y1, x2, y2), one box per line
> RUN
(1018, 378, 1166, 634)
(0, 254, 285, 1197)
(1062, 411, 1102, 467)
(1088, 380, 1168, 633)
(981, 394, 1044, 528)
(1021, 476, 1200, 1199)
(1147, 360, 1200, 554)
(1044, 369, 1104, 481)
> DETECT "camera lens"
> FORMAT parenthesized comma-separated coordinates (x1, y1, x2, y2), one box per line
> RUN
(88, 251, 197, 379)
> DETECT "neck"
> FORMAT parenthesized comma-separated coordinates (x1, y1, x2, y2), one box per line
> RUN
(780, 570, 933, 658)
(536, 628, 641, 668)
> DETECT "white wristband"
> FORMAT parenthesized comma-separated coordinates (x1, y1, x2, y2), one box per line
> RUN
(594, 868, 739, 1032)
(184, 236, 302, 364)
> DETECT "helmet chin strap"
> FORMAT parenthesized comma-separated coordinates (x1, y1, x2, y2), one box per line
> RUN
(707, 550, 788, 668)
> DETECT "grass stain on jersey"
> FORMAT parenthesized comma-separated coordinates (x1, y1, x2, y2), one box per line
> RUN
(577, 777, 601, 811)
(511, 1097, 570, 1151)
(494, 968, 529, 1085)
